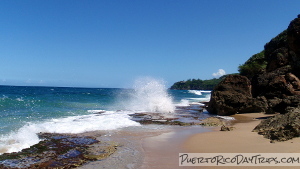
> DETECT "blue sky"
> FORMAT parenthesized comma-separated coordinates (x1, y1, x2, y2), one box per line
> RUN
(1, 0, 300, 88)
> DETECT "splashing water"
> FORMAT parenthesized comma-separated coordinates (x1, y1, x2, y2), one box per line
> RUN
(128, 77, 175, 113)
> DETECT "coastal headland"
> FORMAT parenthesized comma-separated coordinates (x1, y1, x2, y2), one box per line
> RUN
(142, 14, 300, 169)
(1, 14, 300, 169)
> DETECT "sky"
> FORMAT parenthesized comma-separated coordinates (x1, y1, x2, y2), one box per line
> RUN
(1, 0, 300, 88)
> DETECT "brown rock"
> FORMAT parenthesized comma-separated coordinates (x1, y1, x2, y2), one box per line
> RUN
(288, 15, 300, 77)
(207, 75, 266, 115)
(220, 125, 235, 131)
(253, 108, 300, 142)
(252, 66, 292, 98)
(286, 73, 300, 94)
(266, 48, 289, 72)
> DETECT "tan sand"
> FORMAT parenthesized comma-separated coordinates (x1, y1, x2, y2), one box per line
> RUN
(141, 126, 210, 169)
(80, 113, 300, 169)
(183, 113, 300, 169)
(78, 127, 170, 169)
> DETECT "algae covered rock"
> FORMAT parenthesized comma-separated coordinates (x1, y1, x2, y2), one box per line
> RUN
(0, 133, 118, 168)
(253, 108, 300, 142)
(199, 117, 225, 126)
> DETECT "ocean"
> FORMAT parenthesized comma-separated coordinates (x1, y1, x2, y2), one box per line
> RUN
(0, 78, 212, 155)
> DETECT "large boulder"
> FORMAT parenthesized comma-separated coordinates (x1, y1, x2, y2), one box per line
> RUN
(207, 75, 267, 116)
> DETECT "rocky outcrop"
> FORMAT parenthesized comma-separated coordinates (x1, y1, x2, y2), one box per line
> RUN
(288, 15, 300, 77)
(253, 108, 300, 142)
(251, 15, 300, 114)
(208, 15, 300, 116)
(207, 75, 267, 115)
(0, 133, 118, 168)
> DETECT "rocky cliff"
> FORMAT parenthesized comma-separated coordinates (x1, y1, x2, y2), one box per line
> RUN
(208, 15, 300, 116)
(207, 15, 300, 141)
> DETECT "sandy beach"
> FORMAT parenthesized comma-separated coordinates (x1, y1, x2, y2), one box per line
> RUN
(141, 126, 210, 169)
(140, 113, 300, 169)
(184, 113, 300, 153)
(78, 113, 300, 169)
(182, 113, 300, 169)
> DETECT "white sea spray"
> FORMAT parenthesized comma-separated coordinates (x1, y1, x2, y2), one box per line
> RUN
(127, 77, 175, 113)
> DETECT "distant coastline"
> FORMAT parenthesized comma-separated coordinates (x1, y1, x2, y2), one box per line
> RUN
(170, 75, 230, 90)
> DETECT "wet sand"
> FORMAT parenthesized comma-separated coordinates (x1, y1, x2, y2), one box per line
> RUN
(78, 125, 210, 169)
(77, 128, 146, 169)
(140, 126, 210, 169)
(77, 126, 165, 169)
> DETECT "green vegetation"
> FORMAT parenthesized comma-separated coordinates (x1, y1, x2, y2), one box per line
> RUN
(170, 75, 228, 90)
(238, 51, 267, 79)
(171, 50, 266, 90)
(238, 29, 287, 79)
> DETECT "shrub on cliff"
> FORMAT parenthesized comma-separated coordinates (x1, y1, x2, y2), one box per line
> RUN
(238, 30, 288, 79)
(238, 51, 267, 79)
(264, 30, 288, 61)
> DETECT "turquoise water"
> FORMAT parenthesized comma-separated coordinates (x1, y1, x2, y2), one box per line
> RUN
(0, 81, 211, 154)
(0, 86, 119, 134)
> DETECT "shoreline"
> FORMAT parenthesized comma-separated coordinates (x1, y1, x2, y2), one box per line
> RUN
(3, 112, 300, 168)
(77, 125, 206, 169)
(140, 125, 211, 169)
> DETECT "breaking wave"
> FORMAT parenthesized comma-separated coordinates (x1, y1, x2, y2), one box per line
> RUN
(126, 77, 175, 113)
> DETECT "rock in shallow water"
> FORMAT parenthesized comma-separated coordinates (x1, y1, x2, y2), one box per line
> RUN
(0, 133, 119, 168)
(58, 150, 82, 159)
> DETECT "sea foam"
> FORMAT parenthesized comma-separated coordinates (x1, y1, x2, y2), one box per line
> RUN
(0, 111, 140, 154)
(188, 90, 211, 95)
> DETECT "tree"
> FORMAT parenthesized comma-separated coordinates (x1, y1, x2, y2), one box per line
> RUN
(170, 76, 227, 90)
